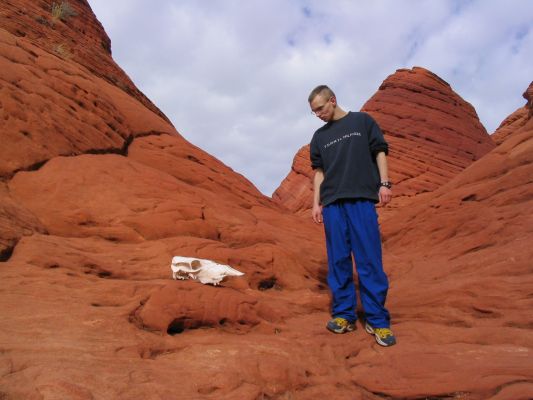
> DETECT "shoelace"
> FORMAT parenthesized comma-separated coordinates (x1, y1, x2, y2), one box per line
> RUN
(374, 328, 393, 338)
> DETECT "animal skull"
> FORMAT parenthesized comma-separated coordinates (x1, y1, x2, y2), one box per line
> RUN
(170, 256, 244, 285)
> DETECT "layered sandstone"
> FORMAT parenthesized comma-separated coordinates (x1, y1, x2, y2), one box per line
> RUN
(1, 2, 532, 399)
(492, 81, 533, 144)
(1, 0, 166, 122)
(0, 2, 330, 397)
(273, 67, 496, 214)
(0, 18, 173, 257)
(372, 88, 533, 396)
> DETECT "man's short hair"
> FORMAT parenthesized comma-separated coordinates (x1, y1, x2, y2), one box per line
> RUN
(308, 85, 336, 103)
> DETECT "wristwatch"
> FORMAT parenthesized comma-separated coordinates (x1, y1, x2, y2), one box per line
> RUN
(379, 181, 392, 189)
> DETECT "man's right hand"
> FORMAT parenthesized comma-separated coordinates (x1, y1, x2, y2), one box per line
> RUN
(312, 204, 323, 224)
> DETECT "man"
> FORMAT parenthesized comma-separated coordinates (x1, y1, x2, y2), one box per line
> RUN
(309, 85, 396, 347)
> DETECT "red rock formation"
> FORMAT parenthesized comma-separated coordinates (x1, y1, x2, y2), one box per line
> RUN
(0, 3, 333, 397)
(372, 86, 533, 396)
(273, 67, 496, 214)
(0, 3, 176, 257)
(0, 182, 47, 260)
(1, 0, 166, 122)
(271, 144, 315, 214)
(492, 81, 533, 144)
(1, 2, 532, 398)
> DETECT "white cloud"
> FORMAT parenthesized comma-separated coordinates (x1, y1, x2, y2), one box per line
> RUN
(87, 0, 533, 195)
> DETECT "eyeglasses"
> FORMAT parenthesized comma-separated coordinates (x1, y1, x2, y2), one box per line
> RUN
(311, 97, 332, 116)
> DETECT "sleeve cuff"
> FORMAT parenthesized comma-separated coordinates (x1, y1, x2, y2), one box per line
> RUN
(371, 144, 388, 156)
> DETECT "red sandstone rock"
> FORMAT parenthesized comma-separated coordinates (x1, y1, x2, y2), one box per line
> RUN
(0, 2, 532, 399)
(7, 152, 325, 290)
(0, 182, 47, 260)
(370, 89, 533, 396)
(273, 67, 496, 214)
(1, 0, 166, 122)
(0, 26, 171, 178)
(492, 81, 533, 144)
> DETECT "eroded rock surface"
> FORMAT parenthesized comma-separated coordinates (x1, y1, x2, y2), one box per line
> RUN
(492, 81, 533, 144)
(0, 2, 531, 399)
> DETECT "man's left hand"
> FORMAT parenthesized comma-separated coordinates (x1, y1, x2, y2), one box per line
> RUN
(379, 187, 392, 205)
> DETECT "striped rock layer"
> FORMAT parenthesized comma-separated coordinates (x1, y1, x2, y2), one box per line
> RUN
(1, 1, 532, 398)
(492, 81, 533, 144)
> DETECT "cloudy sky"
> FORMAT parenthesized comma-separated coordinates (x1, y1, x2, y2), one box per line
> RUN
(87, 0, 532, 196)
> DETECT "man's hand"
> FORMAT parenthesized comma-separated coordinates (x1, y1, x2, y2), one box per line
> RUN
(312, 203, 323, 224)
(379, 186, 392, 205)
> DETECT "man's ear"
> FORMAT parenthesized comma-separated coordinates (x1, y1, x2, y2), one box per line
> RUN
(330, 96, 337, 106)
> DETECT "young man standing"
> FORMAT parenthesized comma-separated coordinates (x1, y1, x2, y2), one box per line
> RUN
(309, 85, 396, 347)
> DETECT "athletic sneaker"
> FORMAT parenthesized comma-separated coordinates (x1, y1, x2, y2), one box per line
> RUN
(326, 317, 355, 334)
(365, 322, 396, 346)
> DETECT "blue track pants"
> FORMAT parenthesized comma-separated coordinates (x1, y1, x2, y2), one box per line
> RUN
(322, 199, 390, 328)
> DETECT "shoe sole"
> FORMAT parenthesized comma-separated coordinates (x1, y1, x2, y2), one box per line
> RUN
(365, 323, 395, 347)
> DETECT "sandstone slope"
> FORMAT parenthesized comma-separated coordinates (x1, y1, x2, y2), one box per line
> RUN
(492, 82, 533, 144)
(373, 81, 533, 398)
(273, 67, 496, 215)
(1, 2, 532, 399)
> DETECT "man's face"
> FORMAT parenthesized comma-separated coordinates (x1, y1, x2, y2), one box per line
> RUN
(310, 94, 335, 122)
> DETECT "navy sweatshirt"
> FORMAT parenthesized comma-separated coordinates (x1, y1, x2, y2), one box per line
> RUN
(310, 111, 388, 206)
